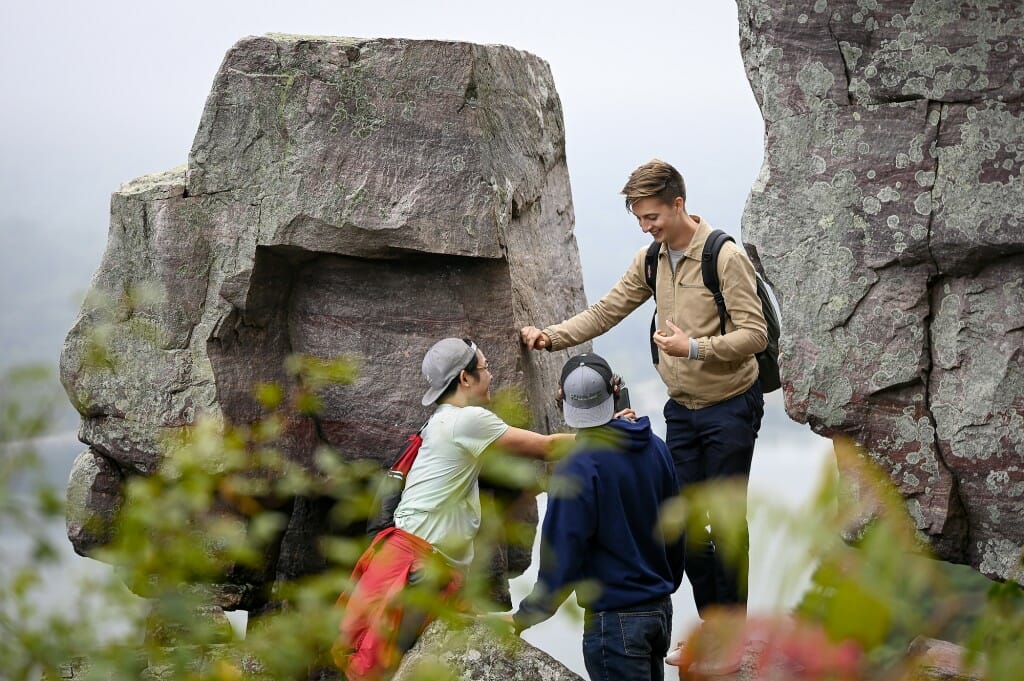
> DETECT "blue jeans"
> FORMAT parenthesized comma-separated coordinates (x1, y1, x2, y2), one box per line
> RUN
(664, 380, 763, 614)
(582, 596, 672, 681)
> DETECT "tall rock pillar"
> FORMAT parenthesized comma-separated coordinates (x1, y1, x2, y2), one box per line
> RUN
(737, 1, 1024, 579)
(61, 34, 589, 609)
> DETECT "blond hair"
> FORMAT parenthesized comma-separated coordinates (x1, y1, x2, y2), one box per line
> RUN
(621, 159, 686, 212)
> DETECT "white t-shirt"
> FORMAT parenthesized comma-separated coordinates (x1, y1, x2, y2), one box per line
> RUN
(393, 404, 509, 567)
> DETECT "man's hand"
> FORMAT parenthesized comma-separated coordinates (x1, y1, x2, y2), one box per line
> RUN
(520, 325, 551, 350)
(614, 407, 638, 421)
(652, 320, 692, 357)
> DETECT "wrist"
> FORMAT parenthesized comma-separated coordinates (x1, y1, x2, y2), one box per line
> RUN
(541, 328, 559, 351)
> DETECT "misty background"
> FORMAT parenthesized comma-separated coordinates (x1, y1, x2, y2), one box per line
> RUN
(1, 1, 834, 675)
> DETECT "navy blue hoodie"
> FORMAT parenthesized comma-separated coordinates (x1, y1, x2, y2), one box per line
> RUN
(513, 416, 683, 630)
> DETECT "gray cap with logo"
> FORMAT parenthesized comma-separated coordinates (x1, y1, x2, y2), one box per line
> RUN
(559, 352, 615, 428)
(421, 338, 478, 406)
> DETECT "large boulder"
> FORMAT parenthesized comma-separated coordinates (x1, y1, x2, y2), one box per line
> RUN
(60, 34, 588, 605)
(737, 1, 1024, 579)
(393, 618, 583, 681)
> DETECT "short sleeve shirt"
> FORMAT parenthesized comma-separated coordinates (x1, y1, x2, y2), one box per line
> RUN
(393, 404, 509, 567)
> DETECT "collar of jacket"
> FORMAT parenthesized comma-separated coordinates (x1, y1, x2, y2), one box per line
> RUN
(656, 215, 713, 262)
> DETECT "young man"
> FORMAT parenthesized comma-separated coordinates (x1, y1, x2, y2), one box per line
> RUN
(334, 338, 572, 680)
(510, 352, 683, 681)
(520, 159, 767, 623)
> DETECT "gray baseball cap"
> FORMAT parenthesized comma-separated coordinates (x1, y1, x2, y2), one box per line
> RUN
(421, 338, 478, 406)
(559, 353, 615, 428)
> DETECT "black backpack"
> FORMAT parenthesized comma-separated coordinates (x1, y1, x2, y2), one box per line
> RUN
(643, 230, 781, 393)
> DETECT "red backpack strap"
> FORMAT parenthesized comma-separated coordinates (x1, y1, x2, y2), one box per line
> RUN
(389, 418, 429, 475)
(390, 432, 423, 476)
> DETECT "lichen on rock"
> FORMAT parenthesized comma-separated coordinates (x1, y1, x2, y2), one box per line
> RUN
(738, 0, 1024, 580)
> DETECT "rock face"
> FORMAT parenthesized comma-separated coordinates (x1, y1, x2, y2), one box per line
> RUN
(60, 35, 588, 607)
(393, 618, 583, 681)
(50, 621, 583, 681)
(737, 1, 1024, 579)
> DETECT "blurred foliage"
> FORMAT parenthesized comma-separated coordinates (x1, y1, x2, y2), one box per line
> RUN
(78, 283, 168, 370)
(478, 385, 546, 493)
(1, 364, 87, 681)
(665, 436, 1017, 680)
(0, 356, 556, 680)
(4, 349, 1023, 681)
(0, 363, 65, 548)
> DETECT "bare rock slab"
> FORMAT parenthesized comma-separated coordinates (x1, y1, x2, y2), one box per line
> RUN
(393, 618, 583, 681)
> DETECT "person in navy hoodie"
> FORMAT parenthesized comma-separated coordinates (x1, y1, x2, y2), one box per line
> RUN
(509, 353, 684, 681)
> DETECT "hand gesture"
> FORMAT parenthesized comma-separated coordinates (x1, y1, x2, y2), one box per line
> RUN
(652, 320, 692, 358)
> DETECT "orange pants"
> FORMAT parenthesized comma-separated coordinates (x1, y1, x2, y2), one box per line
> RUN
(333, 527, 461, 680)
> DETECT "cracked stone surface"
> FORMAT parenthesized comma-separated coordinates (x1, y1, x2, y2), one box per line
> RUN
(393, 618, 583, 681)
(738, 1, 1024, 579)
(60, 34, 588, 606)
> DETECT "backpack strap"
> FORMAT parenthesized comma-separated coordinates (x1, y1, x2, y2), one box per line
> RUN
(644, 241, 660, 294)
(702, 230, 734, 336)
(644, 241, 661, 364)
(390, 418, 431, 474)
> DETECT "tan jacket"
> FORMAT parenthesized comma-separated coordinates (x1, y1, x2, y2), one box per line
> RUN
(544, 218, 768, 409)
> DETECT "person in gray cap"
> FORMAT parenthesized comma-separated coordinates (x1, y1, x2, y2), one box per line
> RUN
(507, 352, 684, 681)
(394, 337, 572, 567)
(335, 337, 572, 680)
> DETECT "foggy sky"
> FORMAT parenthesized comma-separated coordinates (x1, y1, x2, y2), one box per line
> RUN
(0, 1, 765, 375)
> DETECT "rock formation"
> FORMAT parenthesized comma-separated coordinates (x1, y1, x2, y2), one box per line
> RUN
(393, 618, 583, 681)
(737, 1, 1024, 579)
(49, 619, 584, 681)
(60, 34, 588, 613)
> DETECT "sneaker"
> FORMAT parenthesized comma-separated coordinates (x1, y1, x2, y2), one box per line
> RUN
(665, 643, 685, 667)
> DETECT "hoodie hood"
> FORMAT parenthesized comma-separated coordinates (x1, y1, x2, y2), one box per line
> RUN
(576, 416, 653, 453)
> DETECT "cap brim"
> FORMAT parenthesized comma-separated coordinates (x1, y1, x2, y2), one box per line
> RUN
(421, 385, 446, 406)
(563, 394, 615, 429)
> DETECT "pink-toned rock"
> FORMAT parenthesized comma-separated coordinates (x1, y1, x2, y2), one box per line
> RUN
(672, 611, 864, 681)
(738, 0, 1024, 580)
(906, 636, 984, 681)
(60, 34, 588, 607)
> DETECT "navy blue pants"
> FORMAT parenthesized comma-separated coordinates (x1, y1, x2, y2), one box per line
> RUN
(664, 381, 763, 615)
(582, 596, 672, 681)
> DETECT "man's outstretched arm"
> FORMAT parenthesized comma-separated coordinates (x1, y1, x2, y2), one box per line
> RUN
(519, 246, 652, 352)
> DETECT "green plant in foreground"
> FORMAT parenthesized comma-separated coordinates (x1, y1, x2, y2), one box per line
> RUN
(2, 356, 546, 680)
(4, 357, 1023, 680)
(662, 436, 1019, 680)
